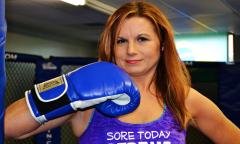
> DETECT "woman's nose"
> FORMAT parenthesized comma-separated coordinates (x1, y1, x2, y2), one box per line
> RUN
(127, 41, 137, 55)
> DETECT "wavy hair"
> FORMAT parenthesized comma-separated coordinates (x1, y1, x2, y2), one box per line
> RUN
(98, 1, 191, 129)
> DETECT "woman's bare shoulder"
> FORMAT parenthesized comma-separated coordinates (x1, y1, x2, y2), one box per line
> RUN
(185, 88, 208, 116)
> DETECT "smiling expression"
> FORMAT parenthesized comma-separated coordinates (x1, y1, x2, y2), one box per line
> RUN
(114, 16, 161, 78)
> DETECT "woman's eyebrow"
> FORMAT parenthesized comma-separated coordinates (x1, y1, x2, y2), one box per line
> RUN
(138, 33, 151, 37)
(117, 36, 127, 39)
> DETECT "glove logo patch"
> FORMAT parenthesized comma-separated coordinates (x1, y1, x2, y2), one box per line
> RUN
(37, 76, 64, 92)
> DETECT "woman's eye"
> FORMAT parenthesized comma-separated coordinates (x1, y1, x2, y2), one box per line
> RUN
(116, 39, 126, 44)
(138, 37, 148, 42)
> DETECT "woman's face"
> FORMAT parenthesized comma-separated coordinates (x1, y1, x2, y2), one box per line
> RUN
(114, 16, 161, 77)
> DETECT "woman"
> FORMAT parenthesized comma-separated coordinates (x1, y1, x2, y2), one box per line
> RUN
(5, 1, 240, 144)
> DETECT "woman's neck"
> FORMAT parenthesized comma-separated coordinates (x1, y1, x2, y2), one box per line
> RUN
(131, 74, 156, 96)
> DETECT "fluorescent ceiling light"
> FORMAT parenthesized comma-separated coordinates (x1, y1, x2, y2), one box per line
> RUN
(86, 0, 116, 15)
(61, 0, 86, 6)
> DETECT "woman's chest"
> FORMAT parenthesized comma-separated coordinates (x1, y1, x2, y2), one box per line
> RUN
(118, 96, 164, 124)
(80, 107, 186, 144)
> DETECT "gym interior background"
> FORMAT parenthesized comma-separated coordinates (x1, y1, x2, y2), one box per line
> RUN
(4, 0, 240, 144)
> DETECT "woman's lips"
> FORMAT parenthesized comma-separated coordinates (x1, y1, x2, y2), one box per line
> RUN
(126, 60, 141, 64)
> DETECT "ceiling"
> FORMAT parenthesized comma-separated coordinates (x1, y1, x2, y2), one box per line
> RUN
(6, 0, 240, 43)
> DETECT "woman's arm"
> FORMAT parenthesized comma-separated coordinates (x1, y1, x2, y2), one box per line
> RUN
(70, 109, 94, 137)
(186, 88, 240, 144)
(4, 97, 73, 139)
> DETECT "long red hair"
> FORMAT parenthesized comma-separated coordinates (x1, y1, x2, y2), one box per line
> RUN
(98, 1, 191, 129)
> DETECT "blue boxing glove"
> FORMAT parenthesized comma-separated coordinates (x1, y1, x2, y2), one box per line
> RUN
(25, 62, 140, 124)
